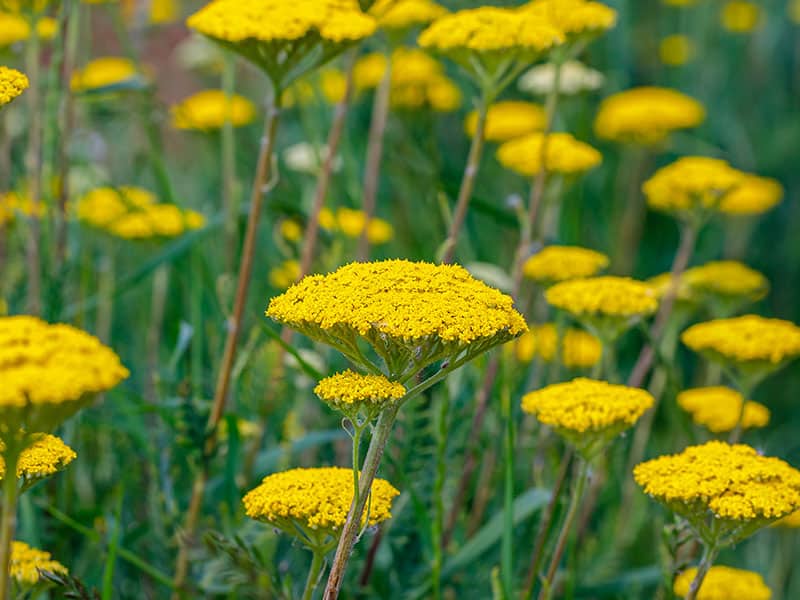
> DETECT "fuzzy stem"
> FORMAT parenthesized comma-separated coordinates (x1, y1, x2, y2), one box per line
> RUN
(221, 54, 238, 271)
(0, 444, 20, 600)
(302, 551, 326, 600)
(24, 21, 43, 316)
(684, 543, 719, 600)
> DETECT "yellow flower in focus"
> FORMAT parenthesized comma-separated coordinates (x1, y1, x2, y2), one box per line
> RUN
(634, 441, 800, 523)
(466, 101, 546, 142)
(721, 1, 762, 33)
(269, 260, 300, 289)
(522, 0, 617, 39)
(497, 132, 602, 176)
(642, 156, 746, 219)
(315, 370, 405, 418)
(70, 57, 141, 92)
(673, 566, 771, 600)
(683, 260, 768, 303)
(659, 34, 694, 66)
(243, 466, 399, 532)
(280, 219, 304, 242)
(546, 276, 658, 319)
(0, 66, 28, 108)
(677, 387, 769, 434)
(10, 541, 67, 586)
(516, 323, 602, 368)
(718, 175, 783, 216)
(522, 245, 609, 283)
(594, 86, 705, 145)
(0, 434, 77, 482)
(171, 90, 256, 131)
(0, 13, 57, 47)
(682, 315, 800, 366)
(371, 0, 448, 30)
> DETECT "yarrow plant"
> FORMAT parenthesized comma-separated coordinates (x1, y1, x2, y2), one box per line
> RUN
(0, 66, 28, 107)
(676, 386, 769, 435)
(465, 100, 545, 142)
(522, 245, 609, 284)
(497, 131, 602, 177)
(171, 89, 256, 131)
(673, 565, 772, 600)
(9, 541, 67, 596)
(515, 323, 602, 370)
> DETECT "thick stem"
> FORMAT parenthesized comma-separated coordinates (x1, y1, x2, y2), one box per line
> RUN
(323, 405, 399, 599)
(24, 23, 42, 316)
(302, 551, 326, 600)
(171, 96, 281, 597)
(358, 55, 392, 261)
(538, 460, 590, 600)
(684, 543, 719, 600)
(0, 446, 20, 600)
(440, 96, 488, 265)
(627, 222, 699, 388)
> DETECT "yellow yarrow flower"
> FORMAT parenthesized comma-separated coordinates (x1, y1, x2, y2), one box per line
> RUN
(243, 466, 399, 533)
(71, 57, 142, 92)
(775, 510, 800, 528)
(594, 86, 705, 145)
(673, 566, 771, 600)
(721, 1, 761, 33)
(497, 132, 602, 176)
(522, 245, 609, 283)
(315, 370, 405, 419)
(521, 0, 617, 39)
(279, 219, 304, 242)
(522, 378, 653, 458)
(642, 156, 747, 220)
(0, 434, 76, 483)
(370, 0, 448, 30)
(10, 541, 67, 586)
(677, 387, 769, 434)
(515, 324, 602, 369)
(634, 441, 800, 527)
(465, 101, 545, 142)
(659, 34, 694, 66)
(0, 66, 28, 107)
(0, 12, 57, 46)
(171, 89, 256, 130)
(718, 175, 783, 216)
(646, 272, 693, 303)
(683, 260, 768, 303)
(335, 207, 393, 244)
(0, 191, 45, 225)
(269, 260, 301, 290)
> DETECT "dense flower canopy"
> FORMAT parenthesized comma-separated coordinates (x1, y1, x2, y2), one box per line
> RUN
(70, 57, 141, 92)
(171, 89, 256, 130)
(522, 246, 609, 283)
(0, 434, 77, 481)
(673, 566, 772, 600)
(677, 387, 769, 433)
(243, 467, 399, 531)
(465, 101, 545, 142)
(497, 132, 602, 176)
(515, 324, 602, 368)
(0, 66, 28, 107)
(545, 276, 658, 318)
(682, 315, 800, 365)
(10, 541, 67, 586)
(594, 86, 705, 144)
(634, 441, 800, 522)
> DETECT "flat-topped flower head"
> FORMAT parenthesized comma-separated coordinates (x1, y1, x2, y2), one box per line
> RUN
(682, 316, 800, 383)
(522, 245, 609, 284)
(594, 86, 705, 145)
(370, 0, 448, 30)
(0, 66, 28, 108)
(267, 260, 527, 377)
(643, 156, 747, 220)
(171, 90, 256, 130)
(71, 57, 142, 93)
(673, 566, 771, 600)
(677, 387, 769, 434)
(0, 316, 128, 434)
(545, 276, 658, 342)
(10, 541, 67, 587)
(719, 175, 783, 216)
(521, 0, 617, 40)
(634, 441, 800, 538)
(187, 0, 376, 86)
(516, 323, 602, 369)
(684, 260, 768, 309)
(0, 434, 76, 485)
(498, 132, 602, 177)
(315, 371, 405, 420)
(243, 467, 399, 541)
(0, 12, 57, 47)
(522, 378, 653, 459)
(465, 101, 545, 142)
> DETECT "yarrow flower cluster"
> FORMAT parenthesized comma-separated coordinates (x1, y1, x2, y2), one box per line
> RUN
(315, 371, 405, 417)
(515, 324, 602, 369)
(522, 378, 653, 458)
(243, 467, 399, 532)
(370, 0, 448, 30)
(673, 566, 771, 600)
(718, 175, 783, 216)
(594, 86, 705, 145)
(465, 101, 545, 142)
(70, 57, 142, 92)
(9, 541, 67, 586)
(497, 132, 602, 176)
(521, 0, 617, 39)
(677, 387, 769, 434)
(77, 186, 205, 240)
(171, 89, 256, 130)
(522, 245, 609, 283)
(0, 434, 77, 482)
(633, 441, 800, 523)
(0, 12, 57, 47)
(0, 66, 28, 107)
(683, 260, 768, 303)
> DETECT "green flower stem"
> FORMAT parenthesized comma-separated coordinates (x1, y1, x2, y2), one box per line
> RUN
(501, 369, 515, 600)
(172, 93, 282, 598)
(302, 550, 327, 600)
(351, 421, 367, 509)
(221, 53, 239, 271)
(0, 442, 22, 600)
(431, 392, 450, 600)
(728, 377, 756, 444)
(684, 541, 719, 600)
(538, 459, 590, 600)
(24, 19, 43, 316)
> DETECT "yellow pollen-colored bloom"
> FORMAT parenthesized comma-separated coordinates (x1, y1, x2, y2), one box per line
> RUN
(718, 175, 783, 216)
(370, 0, 448, 30)
(0, 434, 77, 481)
(269, 260, 301, 290)
(521, 0, 617, 38)
(682, 315, 800, 366)
(243, 466, 399, 531)
(721, 1, 761, 33)
(465, 101, 545, 142)
(642, 156, 747, 217)
(683, 260, 768, 301)
(315, 370, 405, 414)
(10, 541, 67, 585)
(0, 66, 28, 107)
(0, 191, 44, 225)
(545, 276, 658, 318)
(0, 13, 57, 47)
(677, 387, 770, 434)
(279, 219, 304, 242)
(634, 441, 800, 522)
(515, 324, 602, 369)
(71, 57, 141, 92)
(522, 245, 609, 283)
(647, 272, 693, 303)
(659, 34, 694, 66)
(594, 86, 705, 145)
(171, 89, 256, 130)
(497, 132, 602, 176)
(673, 566, 771, 600)
(334, 207, 393, 244)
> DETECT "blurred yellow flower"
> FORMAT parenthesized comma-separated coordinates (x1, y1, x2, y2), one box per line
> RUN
(522, 0, 617, 39)
(0, 191, 43, 224)
(522, 245, 609, 283)
(171, 90, 256, 131)
(791, 0, 800, 23)
(718, 175, 783, 216)
(721, 1, 762, 33)
(70, 57, 141, 92)
(269, 260, 301, 289)
(516, 324, 602, 369)
(677, 386, 769, 433)
(466, 101, 546, 142)
(683, 260, 768, 302)
(659, 34, 694, 66)
(336, 207, 394, 244)
(497, 132, 602, 176)
(10, 541, 67, 586)
(370, 0, 448, 30)
(546, 276, 658, 319)
(279, 219, 304, 242)
(0, 12, 57, 47)
(673, 566, 771, 600)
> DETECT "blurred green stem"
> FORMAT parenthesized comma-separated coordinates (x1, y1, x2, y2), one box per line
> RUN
(431, 391, 450, 600)
(302, 550, 327, 600)
(501, 367, 515, 600)
(24, 21, 42, 316)
(728, 377, 756, 443)
(221, 54, 238, 271)
(0, 438, 24, 600)
(685, 542, 718, 600)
